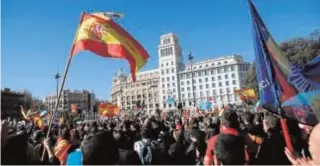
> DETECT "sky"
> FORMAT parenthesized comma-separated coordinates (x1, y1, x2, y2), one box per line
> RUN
(2, 0, 319, 100)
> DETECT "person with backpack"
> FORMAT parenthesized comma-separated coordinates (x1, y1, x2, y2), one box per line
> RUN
(134, 122, 161, 165)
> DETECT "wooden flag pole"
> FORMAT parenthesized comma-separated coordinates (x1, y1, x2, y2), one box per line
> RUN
(278, 108, 294, 153)
(41, 12, 85, 161)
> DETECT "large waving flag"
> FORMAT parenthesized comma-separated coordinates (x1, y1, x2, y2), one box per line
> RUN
(249, 0, 320, 125)
(99, 103, 120, 117)
(70, 12, 149, 81)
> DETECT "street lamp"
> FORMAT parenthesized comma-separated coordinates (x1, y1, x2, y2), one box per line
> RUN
(188, 50, 196, 107)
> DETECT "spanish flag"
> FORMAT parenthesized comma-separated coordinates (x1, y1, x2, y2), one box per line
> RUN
(235, 88, 257, 100)
(70, 12, 149, 81)
(99, 103, 120, 117)
(54, 138, 71, 165)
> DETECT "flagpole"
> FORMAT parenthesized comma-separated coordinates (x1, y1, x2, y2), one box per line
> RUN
(41, 12, 85, 161)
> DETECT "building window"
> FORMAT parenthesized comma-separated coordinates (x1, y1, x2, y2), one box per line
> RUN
(204, 70, 208, 76)
(162, 84, 165, 88)
(172, 83, 175, 86)
(224, 61, 228, 64)
(182, 94, 185, 98)
(166, 62, 169, 66)
(219, 82, 222, 87)
(212, 83, 216, 88)
(231, 65, 234, 71)
(161, 70, 164, 74)
(206, 91, 209, 96)
(206, 84, 209, 89)
(181, 88, 184, 92)
(199, 79, 202, 83)
(167, 77, 170, 81)
(167, 83, 170, 87)
(193, 79, 196, 84)
(212, 77, 215, 81)
(187, 81, 190, 85)
(218, 62, 221, 65)
(200, 85, 203, 90)
(233, 80, 236, 85)
(172, 76, 175, 81)
(226, 81, 229, 86)
(205, 78, 208, 82)
(227, 88, 230, 93)
(188, 93, 191, 98)
(213, 90, 217, 95)
(162, 90, 165, 94)
(211, 70, 214, 74)
(163, 96, 166, 100)
(224, 66, 228, 72)
(199, 72, 202, 77)
(161, 63, 164, 67)
(181, 82, 184, 86)
(187, 87, 191, 91)
(225, 75, 228, 79)
(166, 69, 169, 74)
(186, 74, 190, 79)
(220, 89, 224, 94)
(194, 86, 197, 90)
(171, 68, 175, 73)
(232, 73, 235, 78)
(171, 61, 174, 65)
(218, 76, 221, 80)
(173, 89, 176, 93)
(162, 78, 165, 82)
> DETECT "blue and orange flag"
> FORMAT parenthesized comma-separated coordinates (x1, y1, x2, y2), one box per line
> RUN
(249, 0, 320, 125)
(70, 12, 149, 81)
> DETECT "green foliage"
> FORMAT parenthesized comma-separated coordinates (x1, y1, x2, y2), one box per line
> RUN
(280, 30, 320, 66)
(243, 63, 259, 95)
(243, 30, 320, 97)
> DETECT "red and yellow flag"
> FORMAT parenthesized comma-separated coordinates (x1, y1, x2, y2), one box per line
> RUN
(99, 103, 120, 117)
(70, 12, 149, 81)
(235, 88, 257, 101)
(54, 138, 71, 165)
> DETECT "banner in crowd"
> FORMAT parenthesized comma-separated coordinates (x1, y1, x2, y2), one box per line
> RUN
(70, 12, 149, 81)
(248, 0, 320, 125)
(98, 103, 120, 117)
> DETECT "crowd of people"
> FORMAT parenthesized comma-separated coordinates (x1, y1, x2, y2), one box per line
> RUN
(1, 108, 320, 165)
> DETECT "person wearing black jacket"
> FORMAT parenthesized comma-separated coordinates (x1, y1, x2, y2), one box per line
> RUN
(114, 131, 141, 165)
(255, 115, 291, 165)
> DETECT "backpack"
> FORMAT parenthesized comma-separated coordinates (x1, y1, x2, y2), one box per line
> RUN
(137, 140, 156, 165)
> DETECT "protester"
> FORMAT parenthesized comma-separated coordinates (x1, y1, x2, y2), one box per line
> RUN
(255, 114, 291, 165)
(2, 107, 320, 166)
(214, 134, 246, 165)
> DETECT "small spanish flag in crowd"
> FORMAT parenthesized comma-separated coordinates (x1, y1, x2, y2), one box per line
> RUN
(54, 137, 71, 165)
(20, 106, 43, 129)
(99, 103, 120, 117)
(235, 88, 257, 101)
(70, 12, 149, 81)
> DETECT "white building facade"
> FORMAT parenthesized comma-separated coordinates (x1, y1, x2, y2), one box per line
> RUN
(111, 69, 160, 111)
(44, 89, 96, 112)
(111, 33, 250, 111)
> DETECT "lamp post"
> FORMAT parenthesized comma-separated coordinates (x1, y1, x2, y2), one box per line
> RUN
(188, 51, 196, 107)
